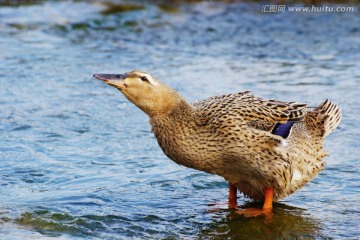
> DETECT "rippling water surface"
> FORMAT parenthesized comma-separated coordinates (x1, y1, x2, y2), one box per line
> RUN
(0, 1, 359, 239)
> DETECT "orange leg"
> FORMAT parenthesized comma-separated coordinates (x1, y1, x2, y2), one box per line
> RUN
(228, 182, 238, 208)
(263, 187, 273, 210)
(235, 187, 274, 218)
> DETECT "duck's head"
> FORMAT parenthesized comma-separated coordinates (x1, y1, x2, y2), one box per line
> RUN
(93, 70, 184, 117)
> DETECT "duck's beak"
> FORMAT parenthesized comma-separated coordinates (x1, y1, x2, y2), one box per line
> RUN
(93, 73, 127, 90)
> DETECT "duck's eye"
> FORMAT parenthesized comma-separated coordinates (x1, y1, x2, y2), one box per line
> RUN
(140, 76, 148, 82)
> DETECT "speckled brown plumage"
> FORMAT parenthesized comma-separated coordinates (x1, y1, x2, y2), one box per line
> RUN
(94, 71, 342, 202)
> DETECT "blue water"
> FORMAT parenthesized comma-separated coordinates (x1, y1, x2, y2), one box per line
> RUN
(0, 1, 359, 239)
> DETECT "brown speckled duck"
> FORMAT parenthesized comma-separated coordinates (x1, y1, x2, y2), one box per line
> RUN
(93, 71, 341, 217)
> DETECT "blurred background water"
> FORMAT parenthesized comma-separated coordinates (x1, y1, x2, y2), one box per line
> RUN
(0, 0, 359, 239)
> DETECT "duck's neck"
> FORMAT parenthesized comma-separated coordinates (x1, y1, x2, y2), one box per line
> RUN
(149, 96, 198, 169)
(149, 90, 193, 120)
(148, 91, 195, 136)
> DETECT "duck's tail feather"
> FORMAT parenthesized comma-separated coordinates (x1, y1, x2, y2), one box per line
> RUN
(305, 100, 342, 138)
(274, 100, 340, 200)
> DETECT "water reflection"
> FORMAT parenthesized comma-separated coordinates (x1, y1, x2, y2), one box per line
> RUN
(200, 203, 322, 239)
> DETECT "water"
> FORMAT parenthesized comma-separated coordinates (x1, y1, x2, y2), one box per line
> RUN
(0, 1, 359, 239)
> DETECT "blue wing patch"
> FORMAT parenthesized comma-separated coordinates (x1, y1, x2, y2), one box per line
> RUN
(272, 121, 295, 138)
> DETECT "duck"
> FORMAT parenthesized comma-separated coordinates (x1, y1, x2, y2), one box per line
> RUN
(93, 71, 341, 217)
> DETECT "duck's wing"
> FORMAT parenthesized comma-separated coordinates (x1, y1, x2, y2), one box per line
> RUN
(193, 91, 307, 132)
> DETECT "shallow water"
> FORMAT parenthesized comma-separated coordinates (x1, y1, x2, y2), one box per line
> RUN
(0, 1, 359, 239)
